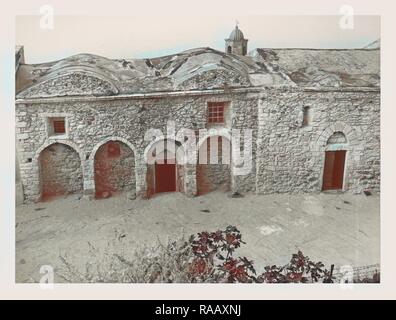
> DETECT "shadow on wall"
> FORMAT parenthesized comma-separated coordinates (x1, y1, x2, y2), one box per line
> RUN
(38, 143, 83, 201)
(94, 140, 135, 199)
(197, 136, 231, 196)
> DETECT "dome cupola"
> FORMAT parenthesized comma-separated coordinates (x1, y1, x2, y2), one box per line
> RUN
(225, 24, 248, 56)
(228, 25, 245, 41)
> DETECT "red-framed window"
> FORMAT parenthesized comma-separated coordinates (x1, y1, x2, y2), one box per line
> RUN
(49, 117, 66, 135)
(53, 119, 65, 134)
(208, 102, 226, 124)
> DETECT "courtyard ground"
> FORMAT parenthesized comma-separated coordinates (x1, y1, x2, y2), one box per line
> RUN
(15, 192, 380, 283)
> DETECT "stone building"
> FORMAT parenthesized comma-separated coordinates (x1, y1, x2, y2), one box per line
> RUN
(15, 26, 380, 203)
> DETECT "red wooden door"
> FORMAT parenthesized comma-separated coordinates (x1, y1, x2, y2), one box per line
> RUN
(155, 160, 176, 193)
(322, 150, 346, 190)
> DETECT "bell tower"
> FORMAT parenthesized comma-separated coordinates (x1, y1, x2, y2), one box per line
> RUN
(225, 24, 248, 56)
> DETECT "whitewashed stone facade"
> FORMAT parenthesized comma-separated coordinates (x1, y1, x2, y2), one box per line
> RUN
(256, 88, 380, 194)
(16, 92, 260, 201)
(15, 30, 380, 203)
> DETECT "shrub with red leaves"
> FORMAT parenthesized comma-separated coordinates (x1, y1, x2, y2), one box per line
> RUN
(189, 226, 255, 282)
(188, 226, 336, 283)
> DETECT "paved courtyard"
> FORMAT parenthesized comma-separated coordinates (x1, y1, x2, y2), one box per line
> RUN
(15, 192, 380, 283)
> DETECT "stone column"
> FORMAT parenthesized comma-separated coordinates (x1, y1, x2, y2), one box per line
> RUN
(135, 154, 148, 199)
(15, 146, 24, 205)
(184, 163, 197, 197)
(82, 158, 95, 199)
(19, 159, 41, 202)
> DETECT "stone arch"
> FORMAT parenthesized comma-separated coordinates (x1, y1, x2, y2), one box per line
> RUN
(312, 121, 359, 152)
(144, 138, 186, 197)
(326, 131, 348, 148)
(196, 133, 232, 196)
(37, 142, 83, 201)
(89, 136, 137, 162)
(91, 138, 136, 199)
(17, 70, 119, 99)
(311, 122, 363, 192)
(197, 128, 232, 150)
(144, 137, 186, 166)
(34, 139, 84, 162)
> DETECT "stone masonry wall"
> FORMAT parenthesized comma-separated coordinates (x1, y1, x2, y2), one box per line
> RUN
(196, 163, 231, 195)
(15, 87, 380, 202)
(15, 92, 259, 202)
(94, 141, 135, 199)
(196, 136, 232, 195)
(39, 143, 83, 200)
(256, 88, 380, 194)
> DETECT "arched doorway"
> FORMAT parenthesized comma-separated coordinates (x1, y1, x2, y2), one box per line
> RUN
(94, 140, 135, 199)
(39, 143, 83, 201)
(322, 132, 347, 191)
(196, 136, 231, 195)
(155, 149, 176, 193)
(146, 139, 184, 197)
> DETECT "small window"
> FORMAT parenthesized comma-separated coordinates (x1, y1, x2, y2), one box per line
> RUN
(302, 106, 311, 127)
(208, 102, 226, 124)
(48, 117, 66, 136)
(53, 120, 65, 134)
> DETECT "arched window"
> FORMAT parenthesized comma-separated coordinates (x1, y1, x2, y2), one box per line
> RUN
(227, 46, 232, 54)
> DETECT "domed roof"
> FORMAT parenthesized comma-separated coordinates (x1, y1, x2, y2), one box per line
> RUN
(228, 25, 245, 41)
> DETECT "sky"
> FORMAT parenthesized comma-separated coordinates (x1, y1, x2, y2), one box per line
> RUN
(16, 15, 380, 64)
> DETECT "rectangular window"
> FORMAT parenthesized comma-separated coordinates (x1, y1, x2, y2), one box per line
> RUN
(48, 117, 66, 136)
(53, 119, 65, 134)
(208, 102, 226, 124)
